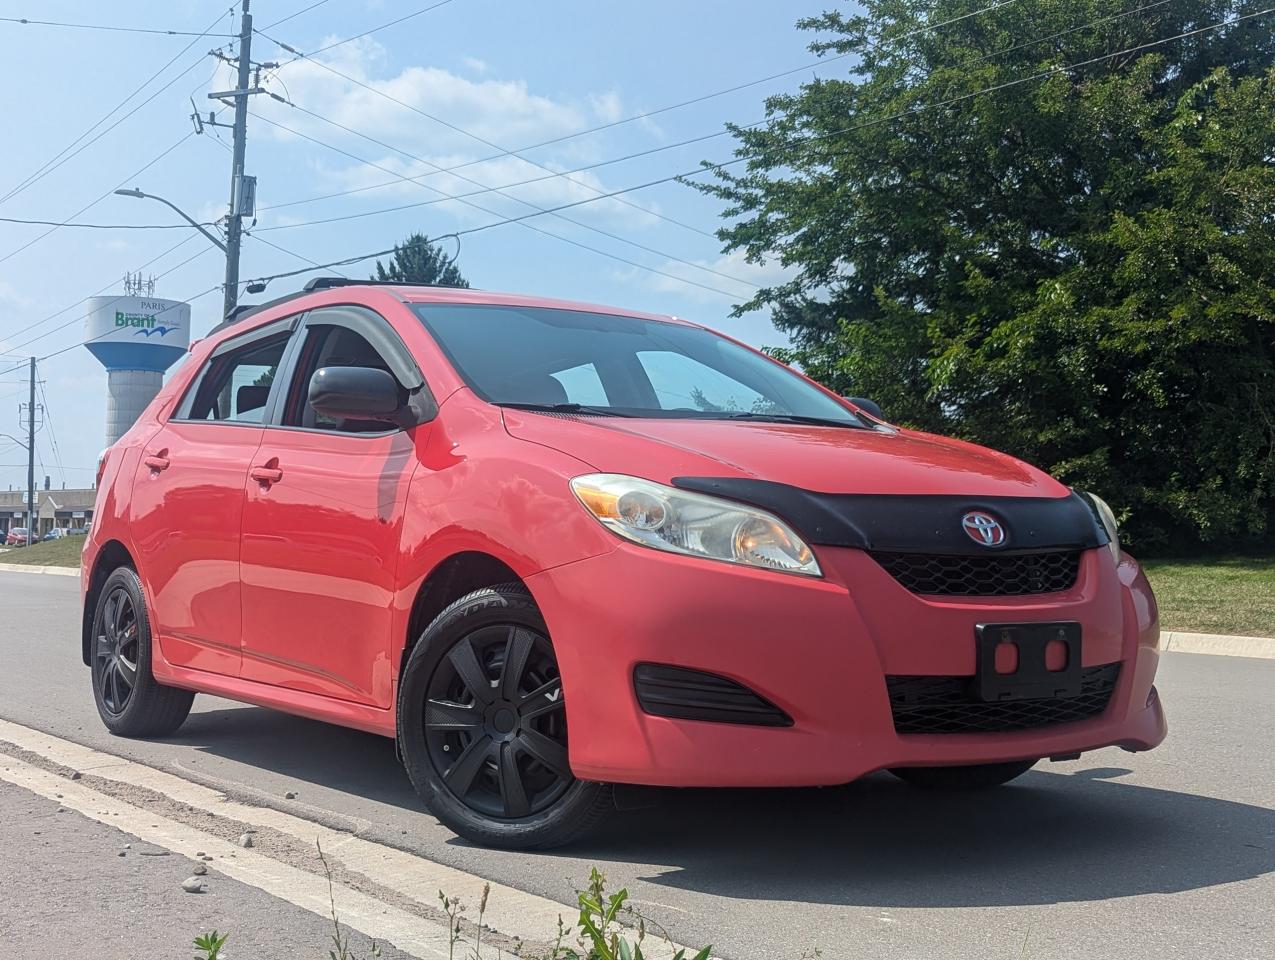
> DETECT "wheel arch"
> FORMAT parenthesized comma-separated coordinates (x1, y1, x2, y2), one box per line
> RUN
(82, 539, 136, 665)
(398, 550, 531, 684)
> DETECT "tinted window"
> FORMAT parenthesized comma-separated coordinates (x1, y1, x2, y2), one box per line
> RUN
(414, 304, 860, 424)
(281, 324, 398, 433)
(180, 334, 288, 423)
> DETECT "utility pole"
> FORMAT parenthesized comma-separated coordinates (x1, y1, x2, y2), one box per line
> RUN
(214, 0, 259, 321)
(25, 358, 35, 547)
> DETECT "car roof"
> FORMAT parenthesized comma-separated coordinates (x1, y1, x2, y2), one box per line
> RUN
(216, 279, 698, 337)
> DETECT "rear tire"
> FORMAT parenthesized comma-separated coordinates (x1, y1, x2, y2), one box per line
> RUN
(888, 759, 1037, 789)
(397, 584, 612, 849)
(90, 567, 194, 738)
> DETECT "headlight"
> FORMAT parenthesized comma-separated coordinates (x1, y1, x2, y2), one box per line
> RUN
(1078, 490, 1121, 564)
(570, 473, 822, 577)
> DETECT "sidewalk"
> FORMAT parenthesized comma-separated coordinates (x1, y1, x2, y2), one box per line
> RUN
(0, 778, 417, 960)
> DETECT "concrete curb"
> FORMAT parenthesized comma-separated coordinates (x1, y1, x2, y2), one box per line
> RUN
(0, 563, 79, 577)
(1162, 630, 1275, 660)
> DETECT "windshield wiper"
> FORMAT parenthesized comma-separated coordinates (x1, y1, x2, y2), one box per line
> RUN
(718, 411, 867, 429)
(496, 402, 634, 417)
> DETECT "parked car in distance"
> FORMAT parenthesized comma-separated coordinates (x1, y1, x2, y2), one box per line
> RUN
(44, 527, 69, 541)
(68, 526, 89, 536)
(6, 527, 30, 547)
(81, 279, 1167, 849)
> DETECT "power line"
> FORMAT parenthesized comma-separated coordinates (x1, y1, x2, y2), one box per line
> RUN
(247, 111, 756, 299)
(252, 0, 1024, 217)
(238, 9, 1274, 294)
(0, 15, 236, 38)
(36, 379, 66, 488)
(253, 0, 1181, 232)
(260, 0, 336, 31)
(0, 6, 234, 207)
(260, 103, 760, 290)
(259, 32, 723, 241)
(0, 216, 216, 230)
(0, 131, 196, 267)
(273, 0, 461, 62)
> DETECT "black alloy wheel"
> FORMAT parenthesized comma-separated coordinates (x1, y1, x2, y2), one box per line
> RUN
(89, 567, 194, 737)
(425, 625, 571, 818)
(398, 584, 613, 849)
(93, 585, 141, 716)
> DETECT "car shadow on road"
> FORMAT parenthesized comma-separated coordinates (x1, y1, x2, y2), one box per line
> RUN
(171, 705, 1273, 909)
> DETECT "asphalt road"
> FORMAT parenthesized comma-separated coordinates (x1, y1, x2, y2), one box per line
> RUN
(1, 570, 1272, 959)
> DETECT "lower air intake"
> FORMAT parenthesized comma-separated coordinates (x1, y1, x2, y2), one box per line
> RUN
(634, 664, 793, 727)
(886, 664, 1120, 734)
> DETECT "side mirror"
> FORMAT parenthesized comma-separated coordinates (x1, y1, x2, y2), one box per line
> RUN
(308, 367, 405, 421)
(844, 396, 885, 420)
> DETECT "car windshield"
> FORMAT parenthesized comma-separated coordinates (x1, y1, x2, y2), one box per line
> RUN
(413, 303, 864, 425)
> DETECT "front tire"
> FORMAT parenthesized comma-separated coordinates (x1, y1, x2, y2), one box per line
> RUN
(397, 584, 612, 849)
(90, 567, 193, 737)
(888, 759, 1038, 789)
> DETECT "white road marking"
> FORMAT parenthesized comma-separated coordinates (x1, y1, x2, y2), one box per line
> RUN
(0, 718, 698, 959)
(0, 753, 454, 959)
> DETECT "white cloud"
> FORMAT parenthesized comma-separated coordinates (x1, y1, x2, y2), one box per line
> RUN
(252, 37, 659, 229)
(462, 56, 488, 75)
(637, 249, 797, 304)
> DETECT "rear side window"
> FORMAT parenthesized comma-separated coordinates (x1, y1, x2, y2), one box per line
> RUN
(177, 333, 289, 423)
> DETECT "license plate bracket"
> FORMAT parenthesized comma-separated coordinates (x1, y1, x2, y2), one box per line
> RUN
(975, 621, 1082, 702)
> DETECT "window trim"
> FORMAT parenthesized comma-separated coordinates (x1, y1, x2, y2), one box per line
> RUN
(263, 303, 436, 438)
(171, 314, 302, 425)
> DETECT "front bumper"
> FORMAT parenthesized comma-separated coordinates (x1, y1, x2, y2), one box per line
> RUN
(526, 542, 1166, 787)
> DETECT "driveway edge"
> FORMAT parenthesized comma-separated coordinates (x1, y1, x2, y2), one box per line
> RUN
(1162, 631, 1275, 660)
(0, 562, 78, 577)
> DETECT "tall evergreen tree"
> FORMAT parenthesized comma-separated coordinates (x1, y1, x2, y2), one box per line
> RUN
(697, 0, 1275, 551)
(373, 233, 468, 287)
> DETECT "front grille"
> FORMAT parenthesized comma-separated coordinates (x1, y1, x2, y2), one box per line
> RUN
(886, 663, 1119, 734)
(634, 663, 793, 727)
(870, 550, 1081, 596)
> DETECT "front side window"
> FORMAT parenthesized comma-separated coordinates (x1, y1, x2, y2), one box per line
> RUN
(413, 303, 863, 425)
(281, 324, 399, 433)
(180, 334, 289, 423)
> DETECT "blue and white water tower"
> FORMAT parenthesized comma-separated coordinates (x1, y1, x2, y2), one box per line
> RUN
(85, 295, 191, 445)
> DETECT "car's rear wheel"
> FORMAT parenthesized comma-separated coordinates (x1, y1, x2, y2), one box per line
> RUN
(90, 567, 194, 737)
(397, 584, 612, 849)
(888, 759, 1037, 789)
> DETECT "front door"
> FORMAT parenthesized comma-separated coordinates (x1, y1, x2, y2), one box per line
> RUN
(129, 322, 293, 676)
(239, 309, 425, 707)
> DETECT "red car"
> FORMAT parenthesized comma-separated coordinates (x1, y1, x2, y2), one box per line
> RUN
(6, 527, 31, 547)
(82, 279, 1166, 848)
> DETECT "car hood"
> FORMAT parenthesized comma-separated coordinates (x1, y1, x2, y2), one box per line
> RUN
(501, 411, 1068, 498)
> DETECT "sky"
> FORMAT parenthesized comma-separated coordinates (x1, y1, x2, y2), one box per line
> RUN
(0, 0, 847, 491)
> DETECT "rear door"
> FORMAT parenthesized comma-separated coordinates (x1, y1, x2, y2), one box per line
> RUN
(128, 318, 295, 677)
(239, 306, 427, 707)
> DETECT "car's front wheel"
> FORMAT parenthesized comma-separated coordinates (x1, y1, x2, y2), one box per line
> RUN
(90, 567, 194, 737)
(888, 759, 1038, 789)
(397, 584, 612, 849)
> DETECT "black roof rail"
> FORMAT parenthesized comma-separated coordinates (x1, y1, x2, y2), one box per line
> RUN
(302, 277, 467, 291)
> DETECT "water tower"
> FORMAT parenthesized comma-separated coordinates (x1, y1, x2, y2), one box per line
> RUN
(85, 275, 191, 445)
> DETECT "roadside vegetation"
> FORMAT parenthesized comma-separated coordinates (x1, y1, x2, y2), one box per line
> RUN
(194, 866, 722, 960)
(1143, 556, 1275, 638)
(0, 535, 84, 567)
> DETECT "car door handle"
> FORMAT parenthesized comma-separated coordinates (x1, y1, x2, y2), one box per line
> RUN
(249, 462, 283, 486)
(144, 451, 170, 472)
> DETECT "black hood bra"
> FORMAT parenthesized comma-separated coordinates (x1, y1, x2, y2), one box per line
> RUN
(671, 477, 1108, 556)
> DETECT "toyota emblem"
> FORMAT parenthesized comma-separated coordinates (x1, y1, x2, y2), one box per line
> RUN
(962, 511, 1007, 547)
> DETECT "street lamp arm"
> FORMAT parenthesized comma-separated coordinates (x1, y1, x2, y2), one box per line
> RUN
(0, 433, 28, 451)
(114, 188, 228, 253)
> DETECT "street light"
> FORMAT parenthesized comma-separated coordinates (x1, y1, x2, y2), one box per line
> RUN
(113, 188, 227, 253)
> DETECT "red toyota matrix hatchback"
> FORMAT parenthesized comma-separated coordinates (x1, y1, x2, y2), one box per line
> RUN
(83, 280, 1166, 848)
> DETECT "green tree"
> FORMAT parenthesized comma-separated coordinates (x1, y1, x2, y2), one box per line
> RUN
(697, 0, 1275, 551)
(372, 232, 468, 287)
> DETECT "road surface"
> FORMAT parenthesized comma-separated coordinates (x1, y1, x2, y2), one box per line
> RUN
(0, 570, 1271, 959)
